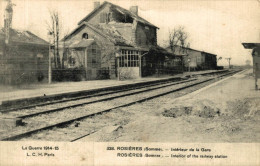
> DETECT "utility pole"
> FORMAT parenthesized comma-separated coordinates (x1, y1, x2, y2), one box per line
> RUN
(226, 58, 232, 69)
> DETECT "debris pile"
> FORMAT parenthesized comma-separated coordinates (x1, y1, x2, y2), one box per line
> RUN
(162, 99, 221, 118)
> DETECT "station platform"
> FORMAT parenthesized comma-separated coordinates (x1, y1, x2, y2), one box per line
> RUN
(0, 70, 223, 107)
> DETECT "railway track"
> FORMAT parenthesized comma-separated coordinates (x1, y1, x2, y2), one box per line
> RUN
(2, 78, 196, 117)
(0, 78, 182, 113)
(0, 70, 241, 141)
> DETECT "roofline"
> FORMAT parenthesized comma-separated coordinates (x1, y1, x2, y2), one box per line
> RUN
(62, 24, 86, 41)
(242, 43, 260, 49)
(0, 39, 49, 47)
(165, 45, 217, 56)
(24, 31, 49, 45)
(109, 2, 158, 29)
(78, 1, 108, 25)
(63, 23, 113, 42)
(0, 29, 49, 46)
(77, 1, 158, 29)
(84, 23, 120, 44)
(63, 22, 136, 47)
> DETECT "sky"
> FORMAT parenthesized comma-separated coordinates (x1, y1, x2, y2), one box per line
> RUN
(0, 0, 259, 66)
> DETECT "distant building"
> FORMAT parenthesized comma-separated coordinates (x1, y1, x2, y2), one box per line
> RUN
(165, 45, 217, 71)
(62, 1, 174, 79)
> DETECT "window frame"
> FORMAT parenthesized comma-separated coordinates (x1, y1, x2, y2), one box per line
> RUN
(119, 49, 140, 67)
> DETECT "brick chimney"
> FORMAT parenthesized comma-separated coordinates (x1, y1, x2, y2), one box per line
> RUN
(130, 6, 138, 15)
(94, 1, 100, 10)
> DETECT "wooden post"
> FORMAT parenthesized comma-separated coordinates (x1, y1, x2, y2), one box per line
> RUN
(139, 52, 142, 78)
(126, 50, 128, 68)
(117, 56, 120, 81)
(256, 63, 258, 90)
(85, 48, 87, 80)
(48, 45, 52, 84)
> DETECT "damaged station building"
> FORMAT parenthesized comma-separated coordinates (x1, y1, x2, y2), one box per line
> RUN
(62, 1, 182, 80)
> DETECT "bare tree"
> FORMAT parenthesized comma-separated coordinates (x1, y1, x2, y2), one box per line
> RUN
(46, 9, 61, 69)
(61, 28, 71, 68)
(168, 26, 190, 55)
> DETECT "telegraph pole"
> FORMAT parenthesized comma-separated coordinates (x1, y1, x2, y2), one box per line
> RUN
(226, 58, 232, 69)
(4, 0, 15, 45)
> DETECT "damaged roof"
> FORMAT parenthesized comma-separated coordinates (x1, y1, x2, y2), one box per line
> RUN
(0, 28, 49, 46)
(63, 23, 134, 47)
(78, 1, 158, 29)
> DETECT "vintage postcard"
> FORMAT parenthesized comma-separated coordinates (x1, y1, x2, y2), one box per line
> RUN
(0, 0, 259, 165)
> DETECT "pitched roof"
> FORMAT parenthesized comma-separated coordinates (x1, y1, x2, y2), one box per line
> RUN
(63, 23, 134, 47)
(0, 28, 49, 46)
(165, 45, 217, 56)
(78, 1, 158, 29)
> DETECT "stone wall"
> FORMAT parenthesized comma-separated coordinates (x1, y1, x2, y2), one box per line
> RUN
(119, 67, 140, 79)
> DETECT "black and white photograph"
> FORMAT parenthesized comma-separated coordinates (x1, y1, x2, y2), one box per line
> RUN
(0, 0, 259, 165)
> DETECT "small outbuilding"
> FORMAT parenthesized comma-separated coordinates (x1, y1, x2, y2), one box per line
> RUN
(63, 39, 102, 80)
(0, 28, 49, 85)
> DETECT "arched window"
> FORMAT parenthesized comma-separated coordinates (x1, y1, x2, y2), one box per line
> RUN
(82, 33, 88, 39)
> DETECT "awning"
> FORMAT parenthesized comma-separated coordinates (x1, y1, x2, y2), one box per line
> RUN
(67, 39, 95, 48)
(242, 43, 260, 49)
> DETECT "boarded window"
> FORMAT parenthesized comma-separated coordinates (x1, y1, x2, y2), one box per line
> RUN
(100, 13, 106, 23)
(197, 56, 201, 63)
(37, 53, 43, 58)
(68, 56, 76, 67)
(107, 13, 111, 23)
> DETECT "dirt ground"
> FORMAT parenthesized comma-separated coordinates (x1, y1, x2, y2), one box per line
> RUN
(79, 69, 260, 142)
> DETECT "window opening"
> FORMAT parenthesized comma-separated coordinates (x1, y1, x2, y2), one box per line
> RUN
(82, 33, 88, 39)
(119, 50, 139, 67)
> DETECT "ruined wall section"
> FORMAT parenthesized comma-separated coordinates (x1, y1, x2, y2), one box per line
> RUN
(112, 23, 133, 43)
(135, 22, 157, 48)
(86, 4, 134, 25)
(85, 5, 111, 24)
